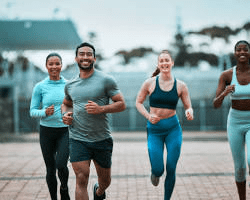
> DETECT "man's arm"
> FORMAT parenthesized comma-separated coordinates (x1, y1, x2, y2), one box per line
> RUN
(85, 93, 126, 114)
(61, 98, 73, 125)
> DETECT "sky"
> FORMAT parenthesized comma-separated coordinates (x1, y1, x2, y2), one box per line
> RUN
(1, 0, 250, 69)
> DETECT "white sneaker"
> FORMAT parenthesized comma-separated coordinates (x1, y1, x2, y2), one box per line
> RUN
(151, 174, 160, 186)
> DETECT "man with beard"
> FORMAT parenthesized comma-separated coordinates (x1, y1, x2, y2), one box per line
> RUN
(61, 42, 126, 200)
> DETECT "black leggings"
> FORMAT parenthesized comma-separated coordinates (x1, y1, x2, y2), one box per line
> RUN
(40, 125, 70, 200)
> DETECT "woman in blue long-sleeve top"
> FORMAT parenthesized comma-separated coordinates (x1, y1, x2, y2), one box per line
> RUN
(30, 53, 70, 200)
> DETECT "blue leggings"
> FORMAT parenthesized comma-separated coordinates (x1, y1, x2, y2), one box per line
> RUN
(227, 108, 250, 182)
(147, 115, 182, 200)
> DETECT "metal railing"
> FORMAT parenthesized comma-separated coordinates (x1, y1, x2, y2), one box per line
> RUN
(110, 99, 230, 132)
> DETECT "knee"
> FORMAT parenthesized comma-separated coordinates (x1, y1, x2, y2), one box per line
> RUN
(166, 163, 177, 177)
(75, 171, 89, 188)
(56, 161, 68, 170)
(46, 168, 57, 183)
(235, 167, 246, 182)
(46, 166, 56, 176)
(152, 167, 164, 177)
(57, 165, 69, 175)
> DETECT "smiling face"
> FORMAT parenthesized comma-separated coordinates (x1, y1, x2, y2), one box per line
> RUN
(234, 42, 250, 64)
(157, 52, 174, 73)
(75, 46, 96, 71)
(46, 56, 62, 80)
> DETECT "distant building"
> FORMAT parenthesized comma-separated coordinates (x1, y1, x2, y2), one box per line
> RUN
(0, 19, 82, 134)
(0, 19, 235, 133)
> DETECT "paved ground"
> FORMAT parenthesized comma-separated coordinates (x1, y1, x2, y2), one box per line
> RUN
(0, 131, 248, 200)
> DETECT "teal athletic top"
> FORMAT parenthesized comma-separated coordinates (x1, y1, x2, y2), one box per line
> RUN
(149, 76, 179, 109)
(231, 66, 250, 100)
(64, 70, 120, 142)
(30, 76, 68, 128)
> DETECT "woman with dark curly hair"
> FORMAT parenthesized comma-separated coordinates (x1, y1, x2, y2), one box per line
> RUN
(213, 40, 250, 200)
(30, 53, 70, 200)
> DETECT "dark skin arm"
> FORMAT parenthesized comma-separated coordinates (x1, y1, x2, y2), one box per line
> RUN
(61, 98, 73, 125)
(45, 104, 54, 116)
(213, 69, 235, 108)
(61, 93, 126, 125)
(85, 93, 126, 114)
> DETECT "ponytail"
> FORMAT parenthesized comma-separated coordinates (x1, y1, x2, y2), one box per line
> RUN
(151, 67, 160, 77)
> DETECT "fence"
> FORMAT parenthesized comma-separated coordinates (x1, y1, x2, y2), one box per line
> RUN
(0, 98, 230, 134)
(110, 99, 230, 132)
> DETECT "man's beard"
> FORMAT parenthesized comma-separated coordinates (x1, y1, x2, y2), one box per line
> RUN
(78, 61, 94, 71)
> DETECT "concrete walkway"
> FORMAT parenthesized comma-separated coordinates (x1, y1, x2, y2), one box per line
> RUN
(0, 131, 248, 200)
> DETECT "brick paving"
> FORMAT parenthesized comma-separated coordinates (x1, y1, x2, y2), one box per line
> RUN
(0, 131, 248, 200)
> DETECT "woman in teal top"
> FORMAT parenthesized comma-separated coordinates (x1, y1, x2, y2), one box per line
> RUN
(136, 50, 193, 200)
(213, 40, 250, 200)
(30, 53, 70, 200)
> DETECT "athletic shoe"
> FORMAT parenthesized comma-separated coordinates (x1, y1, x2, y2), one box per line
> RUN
(93, 183, 106, 200)
(151, 174, 160, 186)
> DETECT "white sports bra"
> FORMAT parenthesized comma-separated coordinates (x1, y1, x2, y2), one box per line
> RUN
(231, 66, 250, 100)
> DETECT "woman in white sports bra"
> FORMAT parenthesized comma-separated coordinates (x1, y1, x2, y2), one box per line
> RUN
(213, 40, 250, 200)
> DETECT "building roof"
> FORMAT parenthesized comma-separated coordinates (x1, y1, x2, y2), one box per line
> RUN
(0, 19, 82, 51)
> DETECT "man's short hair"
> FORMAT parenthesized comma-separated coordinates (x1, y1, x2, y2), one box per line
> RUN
(75, 42, 96, 57)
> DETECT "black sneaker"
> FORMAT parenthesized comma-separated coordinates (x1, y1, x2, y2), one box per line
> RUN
(151, 174, 160, 186)
(60, 186, 70, 200)
(93, 183, 106, 200)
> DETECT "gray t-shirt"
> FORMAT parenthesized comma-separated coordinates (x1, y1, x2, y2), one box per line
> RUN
(64, 70, 120, 142)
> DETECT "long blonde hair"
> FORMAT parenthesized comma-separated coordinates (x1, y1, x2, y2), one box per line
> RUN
(151, 50, 173, 77)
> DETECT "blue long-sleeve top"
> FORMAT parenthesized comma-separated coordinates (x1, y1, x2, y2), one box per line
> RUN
(30, 76, 68, 128)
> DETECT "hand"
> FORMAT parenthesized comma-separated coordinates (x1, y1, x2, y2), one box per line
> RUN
(149, 114, 161, 124)
(185, 108, 194, 120)
(62, 112, 73, 125)
(224, 84, 235, 96)
(46, 105, 54, 116)
(85, 100, 102, 114)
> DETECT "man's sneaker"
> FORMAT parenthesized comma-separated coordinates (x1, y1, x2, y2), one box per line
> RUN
(151, 174, 160, 186)
(93, 183, 106, 200)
